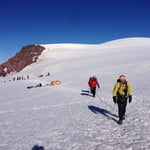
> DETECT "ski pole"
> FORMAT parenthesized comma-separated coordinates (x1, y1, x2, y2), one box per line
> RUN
(97, 89, 114, 110)
(97, 88, 104, 100)
(99, 86, 102, 93)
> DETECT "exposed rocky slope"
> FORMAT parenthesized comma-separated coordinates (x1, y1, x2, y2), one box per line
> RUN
(0, 44, 45, 76)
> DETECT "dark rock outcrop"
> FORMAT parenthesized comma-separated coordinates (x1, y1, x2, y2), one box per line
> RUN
(0, 44, 45, 77)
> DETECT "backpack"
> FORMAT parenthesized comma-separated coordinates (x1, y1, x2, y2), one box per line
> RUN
(117, 79, 128, 96)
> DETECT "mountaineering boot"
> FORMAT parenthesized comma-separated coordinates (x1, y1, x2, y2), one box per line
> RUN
(118, 119, 123, 125)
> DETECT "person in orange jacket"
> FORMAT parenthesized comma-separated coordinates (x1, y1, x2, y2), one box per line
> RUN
(88, 76, 100, 97)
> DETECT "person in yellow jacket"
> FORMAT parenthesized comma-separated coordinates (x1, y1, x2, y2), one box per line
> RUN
(112, 75, 132, 125)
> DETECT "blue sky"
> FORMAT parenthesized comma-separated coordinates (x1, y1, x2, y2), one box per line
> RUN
(0, 0, 150, 63)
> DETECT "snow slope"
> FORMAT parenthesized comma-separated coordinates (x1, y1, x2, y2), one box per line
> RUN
(0, 37, 150, 150)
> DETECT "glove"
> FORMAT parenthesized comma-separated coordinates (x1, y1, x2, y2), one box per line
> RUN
(129, 95, 132, 103)
(98, 85, 100, 88)
(113, 96, 117, 103)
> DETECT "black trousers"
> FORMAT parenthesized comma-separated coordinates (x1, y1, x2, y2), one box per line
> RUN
(117, 97, 127, 120)
(90, 87, 96, 97)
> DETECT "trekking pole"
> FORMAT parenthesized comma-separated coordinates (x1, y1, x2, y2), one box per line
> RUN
(98, 87, 104, 100)
(97, 88, 114, 110)
(97, 87, 104, 100)
(99, 86, 101, 93)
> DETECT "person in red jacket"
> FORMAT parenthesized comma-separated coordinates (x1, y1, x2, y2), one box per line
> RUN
(88, 76, 100, 97)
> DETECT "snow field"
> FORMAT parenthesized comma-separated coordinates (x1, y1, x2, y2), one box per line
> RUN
(0, 37, 150, 150)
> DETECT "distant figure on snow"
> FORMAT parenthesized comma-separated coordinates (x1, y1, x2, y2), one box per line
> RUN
(27, 83, 42, 89)
(35, 83, 42, 87)
(27, 75, 29, 79)
(88, 76, 100, 97)
(47, 72, 50, 76)
(112, 75, 132, 125)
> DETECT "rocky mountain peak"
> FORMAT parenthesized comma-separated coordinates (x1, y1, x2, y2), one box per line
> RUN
(0, 44, 45, 77)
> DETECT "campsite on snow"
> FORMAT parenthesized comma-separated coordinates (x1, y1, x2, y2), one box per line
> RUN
(0, 37, 150, 150)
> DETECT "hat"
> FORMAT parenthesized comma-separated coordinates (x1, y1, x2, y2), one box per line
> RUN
(119, 75, 126, 80)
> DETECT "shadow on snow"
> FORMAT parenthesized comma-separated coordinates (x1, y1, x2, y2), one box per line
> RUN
(81, 89, 93, 97)
(31, 144, 44, 150)
(88, 105, 118, 123)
